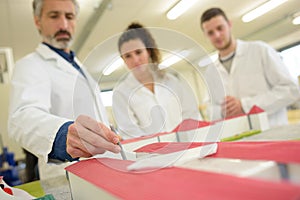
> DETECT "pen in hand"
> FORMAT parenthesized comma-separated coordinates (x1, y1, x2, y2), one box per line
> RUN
(110, 125, 127, 160)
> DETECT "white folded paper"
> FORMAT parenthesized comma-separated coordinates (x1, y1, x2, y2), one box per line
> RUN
(93, 150, 137, 161)
(127, 143, 218, 171)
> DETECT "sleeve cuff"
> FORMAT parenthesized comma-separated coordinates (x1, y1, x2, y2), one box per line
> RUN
(48, 121, 79, 162)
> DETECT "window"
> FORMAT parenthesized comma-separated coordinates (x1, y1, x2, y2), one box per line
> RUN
(280, 43, 300, 83)
(0, 47, 14, 84)
(100, 90, 113, 107)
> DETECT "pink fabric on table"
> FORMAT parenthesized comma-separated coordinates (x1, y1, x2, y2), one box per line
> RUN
(121, 119, 211, 144)
(66, 158, 300, 200)
(134, 141, 300, 164)
(171, 119, 211, 132)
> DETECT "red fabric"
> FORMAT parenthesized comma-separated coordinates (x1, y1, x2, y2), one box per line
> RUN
(134, 142, 204, 154)
(171, 119, 211, 132)
(121, 133, 162, 144)
(121, 119, 211, 144)
(248, 105, 265, 114)
(211, 106, 264, 123)
(223, 113, 247, 120)
(66, 158, 300, 200)
(134, 141, 300, 164)
(212, 114, 247, 123)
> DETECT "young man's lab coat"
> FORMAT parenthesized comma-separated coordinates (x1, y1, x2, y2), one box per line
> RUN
(205, 39, 300, 127)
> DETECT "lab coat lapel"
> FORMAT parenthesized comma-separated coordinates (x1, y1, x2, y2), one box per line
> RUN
(76, 58, 110, 126)
(36, 43, 109, 125)
(75, 58, 99, 93)
(126, 73, 153, 96)
(230, 40, 246, 75)
(36, 43, 84, 79)
(226, 40, 247, 96)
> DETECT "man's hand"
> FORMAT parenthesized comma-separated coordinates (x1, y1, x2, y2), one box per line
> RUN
(66, 115, 121, 158)
(222, 96, 245, 118)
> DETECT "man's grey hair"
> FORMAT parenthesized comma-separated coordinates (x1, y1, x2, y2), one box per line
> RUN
(32, 0, 80, 17)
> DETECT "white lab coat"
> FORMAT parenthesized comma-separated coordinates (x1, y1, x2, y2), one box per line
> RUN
(112, 72, 201, 139)
(8, 43, 108, 179)
(205, 39, 300, 127)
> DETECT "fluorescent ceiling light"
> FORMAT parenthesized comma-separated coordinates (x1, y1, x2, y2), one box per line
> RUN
(292, 15, 300, 25)
(159, 50, 189, 69)
(242, 0, 288, 23)
(77, 0, 102, 8)
(167, 0, 198, 20)
(103, 58, 124, 75)
(198, 52, 218, 67)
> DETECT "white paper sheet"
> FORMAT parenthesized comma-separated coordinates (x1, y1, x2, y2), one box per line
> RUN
(127, 143, 218, 171)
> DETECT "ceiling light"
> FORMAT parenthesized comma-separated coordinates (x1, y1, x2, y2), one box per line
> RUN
(103, 58, 124, 75)
(242, 0, 288, 23)
(166, 0, 198, 20)
(198, 52, 218, 67)
(292, 14, 300, 25)
(159, 50, 189, 69)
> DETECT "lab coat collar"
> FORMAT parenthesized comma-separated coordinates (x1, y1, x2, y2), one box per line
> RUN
(126, 71, 162, 88)
(122, 72, 162, 97)
(215, 39, 246, 74)
(235, 39, 246, 57)
(36, 43, 84, 78)
(230, 39, 247, 74)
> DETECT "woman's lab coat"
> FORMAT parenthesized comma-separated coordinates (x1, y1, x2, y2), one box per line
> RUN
(112, 72, 201, 139)
(8, 43, 108, 179)
(205, 39, 300, 127)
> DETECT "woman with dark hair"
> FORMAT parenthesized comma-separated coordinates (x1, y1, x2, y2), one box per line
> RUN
(112, 22, 201, 139)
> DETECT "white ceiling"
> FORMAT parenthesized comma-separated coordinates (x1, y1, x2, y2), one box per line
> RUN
(1, 0, 300, 82)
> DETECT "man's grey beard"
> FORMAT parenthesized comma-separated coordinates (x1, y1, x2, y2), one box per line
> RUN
(43, 35, 73, 50)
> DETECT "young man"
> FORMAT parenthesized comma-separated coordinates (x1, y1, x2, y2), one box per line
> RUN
(200, 7, 300, 127)
(8, 0, 120, 179)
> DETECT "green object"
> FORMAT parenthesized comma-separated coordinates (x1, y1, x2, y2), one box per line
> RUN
(15, 181, 56, 199)
(34, 194, 56, 200)
(221, 130, 261, 142)
(14, 180, 45, 198)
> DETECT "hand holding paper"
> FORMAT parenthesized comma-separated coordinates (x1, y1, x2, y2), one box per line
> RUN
(67, 115, 121, 158)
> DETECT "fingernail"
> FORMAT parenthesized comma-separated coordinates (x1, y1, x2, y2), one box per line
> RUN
(113, 137, 119, 144)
